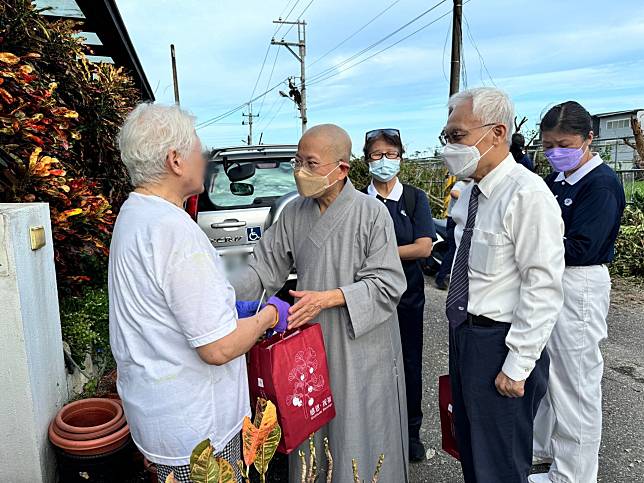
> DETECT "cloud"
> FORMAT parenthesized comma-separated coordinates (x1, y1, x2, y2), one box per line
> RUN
(116, 0, 644, 151)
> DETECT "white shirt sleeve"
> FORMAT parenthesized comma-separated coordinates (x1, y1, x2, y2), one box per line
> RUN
(502, 189, 566, 381)
(162, 234, 238, 348)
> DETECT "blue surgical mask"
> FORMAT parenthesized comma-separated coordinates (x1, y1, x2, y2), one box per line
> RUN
(369, 158, 400, 182)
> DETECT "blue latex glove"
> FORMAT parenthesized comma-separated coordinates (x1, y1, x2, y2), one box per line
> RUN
(263, 296, 291, 335)
(235, 300, 261, 319)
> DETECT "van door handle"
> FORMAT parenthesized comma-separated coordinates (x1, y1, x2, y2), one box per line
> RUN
(211, 220, 247, 229)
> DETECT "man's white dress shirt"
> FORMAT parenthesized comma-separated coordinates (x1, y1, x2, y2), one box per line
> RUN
(452, 154, 565, 381)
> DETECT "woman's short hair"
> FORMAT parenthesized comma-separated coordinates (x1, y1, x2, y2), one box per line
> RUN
(540, 101, 592, 139)
(118, 103, 197, 187)
(363, 131, 405, 159)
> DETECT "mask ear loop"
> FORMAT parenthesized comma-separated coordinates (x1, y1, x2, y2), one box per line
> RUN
(255, 289, 267, 316)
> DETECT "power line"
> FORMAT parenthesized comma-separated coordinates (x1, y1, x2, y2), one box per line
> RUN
(250, 0, 302, 103)
(441, 20, 451, 83)
(196, 78, 289, 129)
(277, 0, 297, 21)
(307, 3, 456, 88)
(275, 0, 302, 36)
(463, 13, 495, 86)
(280, 0, 315, 38)
(249, 44, 273, 101)
(306, 0, 449, 85)
(258, 47, 281, 115)
(309, 0, 402, 68)
(259, 98, 289, 134)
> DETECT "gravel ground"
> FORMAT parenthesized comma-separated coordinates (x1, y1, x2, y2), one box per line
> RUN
(410, 276, 644, 483)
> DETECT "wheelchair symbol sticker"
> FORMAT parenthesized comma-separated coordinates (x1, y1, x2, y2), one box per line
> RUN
(247, 227, 262, 242)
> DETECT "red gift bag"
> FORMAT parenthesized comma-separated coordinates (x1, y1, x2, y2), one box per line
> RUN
(247, 323, 336, 454)
(439, 374, 460, 460)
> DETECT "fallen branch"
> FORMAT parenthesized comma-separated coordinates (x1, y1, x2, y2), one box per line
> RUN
(324, 438, 333, 483)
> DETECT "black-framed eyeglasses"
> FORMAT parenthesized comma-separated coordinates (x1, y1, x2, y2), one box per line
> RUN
(438, 123, 497, 146)
(368, 151, 401, 161)
(365, 128, 401, 143)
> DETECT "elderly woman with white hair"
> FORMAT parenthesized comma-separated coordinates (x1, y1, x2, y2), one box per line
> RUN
(109, 103, 289, 482)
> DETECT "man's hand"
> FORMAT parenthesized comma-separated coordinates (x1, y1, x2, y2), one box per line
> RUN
(495, 371, 525, 398)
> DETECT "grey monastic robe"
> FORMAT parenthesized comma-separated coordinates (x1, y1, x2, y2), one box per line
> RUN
(232, 179, 409, 482)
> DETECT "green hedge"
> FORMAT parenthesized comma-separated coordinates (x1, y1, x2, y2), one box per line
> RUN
(611, 193, 644, 278)
(349, 158, 449, 216)
(59, 284, 111, 364)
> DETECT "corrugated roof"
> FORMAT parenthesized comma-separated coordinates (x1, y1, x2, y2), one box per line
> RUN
(35, 0, 154, 101)
(593, 109, 643, 118)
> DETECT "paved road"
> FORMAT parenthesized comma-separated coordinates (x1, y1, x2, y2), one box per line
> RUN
(410, 277, 644, 483)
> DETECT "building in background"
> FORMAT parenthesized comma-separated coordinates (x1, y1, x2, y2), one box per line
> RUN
(592, 109, 644, 169)
(36, 0, 154, 102)
(530, 108, 644, 170)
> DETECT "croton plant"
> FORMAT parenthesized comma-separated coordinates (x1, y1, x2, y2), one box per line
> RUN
(0, 0, 139, 290)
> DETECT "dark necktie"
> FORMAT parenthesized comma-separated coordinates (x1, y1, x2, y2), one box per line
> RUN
(446, 185, 481, 328)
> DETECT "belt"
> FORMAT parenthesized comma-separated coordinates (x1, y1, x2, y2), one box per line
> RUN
(466, 313, 510, 328)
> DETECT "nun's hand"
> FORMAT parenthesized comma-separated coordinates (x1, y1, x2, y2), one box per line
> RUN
(287, 289, 346, 329)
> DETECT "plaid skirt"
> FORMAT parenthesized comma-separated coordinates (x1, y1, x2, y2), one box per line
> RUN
(156, 432, 242, 483)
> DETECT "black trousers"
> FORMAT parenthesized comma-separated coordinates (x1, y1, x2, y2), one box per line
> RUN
(449, 320, 549, 483)
(397, 293, 425, 439)
(436, 217, 456, 285)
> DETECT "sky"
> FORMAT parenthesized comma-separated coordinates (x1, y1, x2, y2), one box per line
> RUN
(116, 0, 644, 155)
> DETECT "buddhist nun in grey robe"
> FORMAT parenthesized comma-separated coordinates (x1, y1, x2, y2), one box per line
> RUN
(231, 124, 409, 482)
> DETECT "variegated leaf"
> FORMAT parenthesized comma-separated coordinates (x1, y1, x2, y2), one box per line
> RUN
(190, 442, 220, 483)
(253, 424, 281, 476)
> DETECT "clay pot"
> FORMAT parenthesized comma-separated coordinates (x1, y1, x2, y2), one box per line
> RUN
(49, 398, 130, 456)
(144, 457, 158, 483)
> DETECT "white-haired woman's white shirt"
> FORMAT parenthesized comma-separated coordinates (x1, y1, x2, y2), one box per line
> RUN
(108, 192, 250, 467)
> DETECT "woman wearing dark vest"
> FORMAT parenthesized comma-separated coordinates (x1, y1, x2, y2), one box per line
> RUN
(362, 129, 436, 462)
(530, 102, 626, 483)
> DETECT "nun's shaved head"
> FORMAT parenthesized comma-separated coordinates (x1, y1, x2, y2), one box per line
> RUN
(298, 124, 352, 163)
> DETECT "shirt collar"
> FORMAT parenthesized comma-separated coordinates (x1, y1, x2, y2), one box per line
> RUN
(475, 153, 516, 199)
(367, 177, 403, 201)
(554, 153, 603, 185)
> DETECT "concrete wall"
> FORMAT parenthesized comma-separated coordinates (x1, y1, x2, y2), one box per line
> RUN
(0, 203, 68, 482)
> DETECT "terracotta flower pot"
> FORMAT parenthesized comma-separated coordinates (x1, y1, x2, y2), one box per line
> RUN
(49, 398, 130, 456)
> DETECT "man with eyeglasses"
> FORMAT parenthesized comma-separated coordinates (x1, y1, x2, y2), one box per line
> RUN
(232, 124, 410, 482)
(440, 87, 565, 483)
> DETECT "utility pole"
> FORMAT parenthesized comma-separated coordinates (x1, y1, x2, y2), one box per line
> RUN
(449, 0, 463, 97)
(170, 44, 180, 105)
(272, 19, 307, 133)
(242, 105, 259, 145)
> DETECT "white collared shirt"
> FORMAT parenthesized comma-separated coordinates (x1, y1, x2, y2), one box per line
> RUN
(452, 154, 565, 381)
(367, 177, 403, 201)
(553, 153, 603, 185)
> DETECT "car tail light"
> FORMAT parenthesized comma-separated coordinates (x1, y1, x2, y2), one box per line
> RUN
(185, 195, 199, 221)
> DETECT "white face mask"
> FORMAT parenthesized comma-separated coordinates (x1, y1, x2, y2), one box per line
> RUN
(440, 127, 495, 180)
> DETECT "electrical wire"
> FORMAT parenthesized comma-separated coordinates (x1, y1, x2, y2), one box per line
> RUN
(307, 4, 455, 88)
(280, 0, 315, 39)
(196, 78, 289, 129)
(306, 0, 449, 85)
(307, 0, 473, 88)
(259, 98, 289, 135)
(274, 0, 302, 37)
(441, 20, 451, 83)
(308, 0, 402, 68)
(249, 44, 273, 102)
(250, 0, 302, 104)
(463, 13, 495, 86)
(258, 47, 281, 115)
